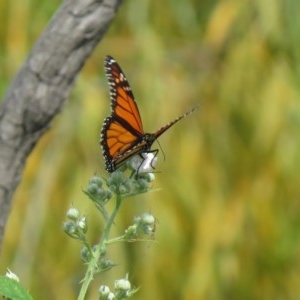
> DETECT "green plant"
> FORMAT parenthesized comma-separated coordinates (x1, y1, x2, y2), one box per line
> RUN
(0, 158, 157, 300)
(64, 159, 157, 300)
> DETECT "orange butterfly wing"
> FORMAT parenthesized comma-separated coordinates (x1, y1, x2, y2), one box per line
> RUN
(101, 56, 146, 172)
(106, 56, 143, 133)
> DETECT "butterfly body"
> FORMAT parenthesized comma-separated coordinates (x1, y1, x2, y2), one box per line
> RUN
(100, 55, 197, 173)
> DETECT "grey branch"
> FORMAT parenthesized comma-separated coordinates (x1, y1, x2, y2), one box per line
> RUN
(0, 0, 123, 250)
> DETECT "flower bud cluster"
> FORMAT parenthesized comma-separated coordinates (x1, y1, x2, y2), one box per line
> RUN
(106, 170, 156, 198)
(125, 212, 156, 240)
(99, 274, 138, 299)
(85, 169, 156, 207)
(86, 176, 112, 205)
(134, 212, 156, 235)
(63, 207, 88, 241)
(106, 171, 132, 195)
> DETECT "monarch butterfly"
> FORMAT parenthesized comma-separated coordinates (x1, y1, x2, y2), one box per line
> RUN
(100, 55, 197, 173)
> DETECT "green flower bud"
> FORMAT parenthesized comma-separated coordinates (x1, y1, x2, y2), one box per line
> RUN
(80, 246, 92, 263)
(5, 269, 19, 282)
(89, 176, 103, 187)
(99, 258, 115, 271)
(63, 221, 76, 235)
(66, 207, 80, 221)
(115, 278, 131, 292)
(77, 216, 87, 233)
(99, 285, 110, 296)
(141, 212, 155, 225)
(107, 292, 115, 300)
(87, 183, 99, 195)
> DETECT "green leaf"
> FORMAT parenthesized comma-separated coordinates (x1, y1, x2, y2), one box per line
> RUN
(0, 276, 33, 300)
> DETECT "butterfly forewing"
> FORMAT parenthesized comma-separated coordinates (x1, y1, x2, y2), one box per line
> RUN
(104, 56, 144, 134)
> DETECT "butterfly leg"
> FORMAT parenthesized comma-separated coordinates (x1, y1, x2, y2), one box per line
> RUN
(148, 149, 158, 170)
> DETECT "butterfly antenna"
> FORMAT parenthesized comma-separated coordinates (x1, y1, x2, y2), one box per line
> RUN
(156, 139, 166, 161)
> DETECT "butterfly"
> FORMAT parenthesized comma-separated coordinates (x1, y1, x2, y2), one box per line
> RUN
(100, 55, 197, 173)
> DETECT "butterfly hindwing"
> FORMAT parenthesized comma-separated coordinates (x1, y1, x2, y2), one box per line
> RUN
(101, 115, 145, 172)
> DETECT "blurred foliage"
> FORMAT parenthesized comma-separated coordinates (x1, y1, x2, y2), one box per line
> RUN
(1, 0, 300, 299)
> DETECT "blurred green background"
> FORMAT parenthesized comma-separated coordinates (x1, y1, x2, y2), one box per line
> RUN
(1, 0, 300, 299)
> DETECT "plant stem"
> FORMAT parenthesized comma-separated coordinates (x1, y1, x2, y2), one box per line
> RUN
(77, 194, 123, 300)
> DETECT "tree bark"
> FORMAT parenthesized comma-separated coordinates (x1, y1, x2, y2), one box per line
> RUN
(0, 0, 123, 251)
